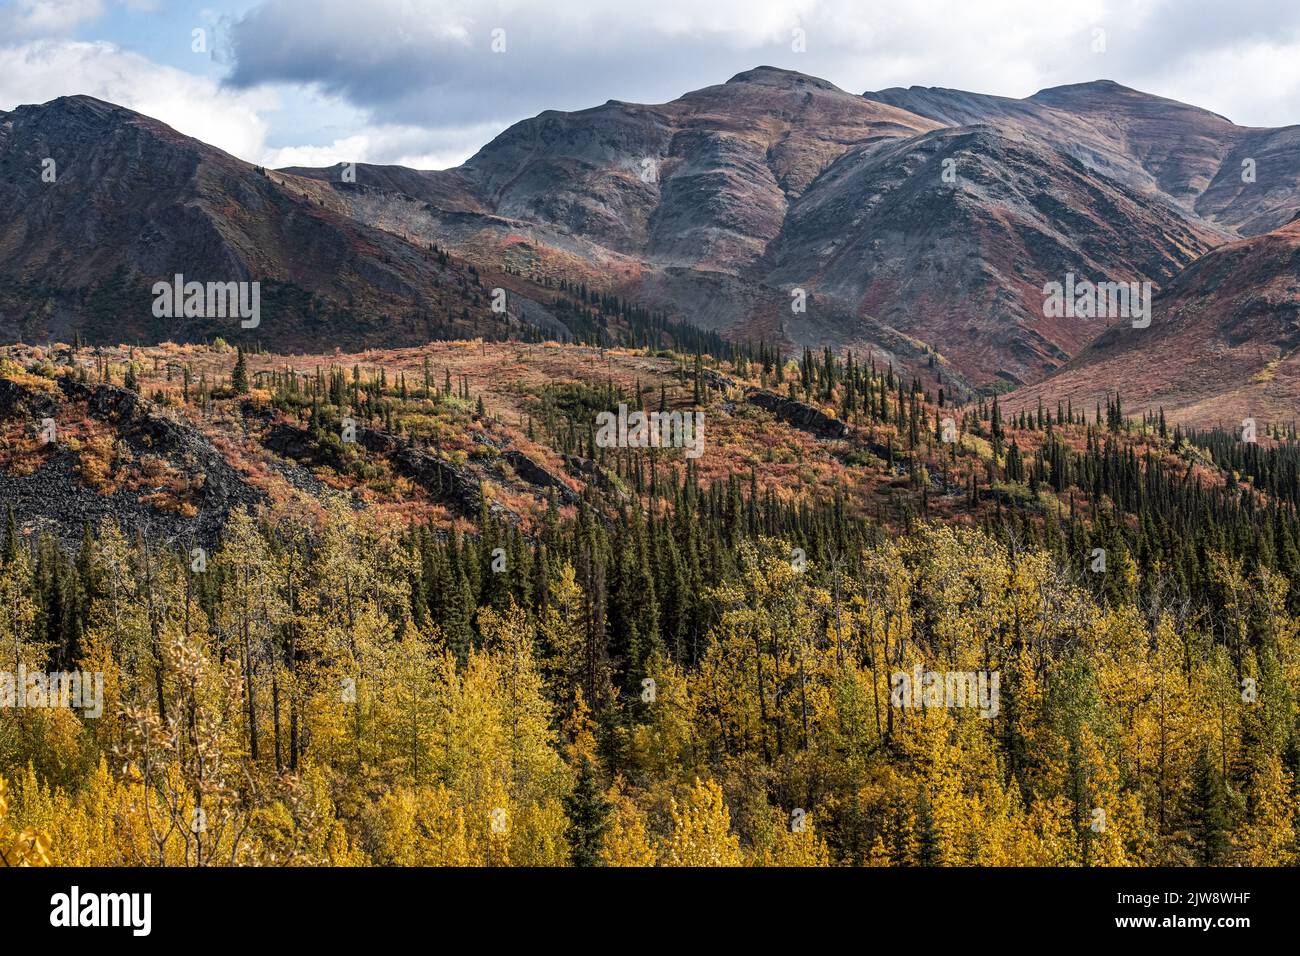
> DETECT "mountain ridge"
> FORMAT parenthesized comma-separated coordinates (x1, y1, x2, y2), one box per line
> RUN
(0, 94, 566, 351)
(5, 69, 1300, 414)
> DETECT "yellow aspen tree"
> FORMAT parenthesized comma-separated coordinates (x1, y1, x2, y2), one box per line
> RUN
(661, 778, 742, 866)
(412, 785, 471, 866)
(1076, 724, 1134, 866)
(623, 654, 698, 786)
(0, 777, 51, 866)
(601, 786, 657, 867)
(1238, 753, 1297, 865)
(865, 834, 892, 866)
(749, 807, 832, 867)
(216, 508, 287, 767)
(478, 603, 570, 866)
(380, 619, 438, 786)
(1021, 794, 1076, 866)
(364, 788, 420, 865)
(56, 756, 123, 865)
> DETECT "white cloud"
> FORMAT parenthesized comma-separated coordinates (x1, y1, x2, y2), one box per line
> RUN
(262, 120, 504, 170)
(1, 0, 106, 38)
(0, 34, 489, 170)
(3, 0, 1300, 174)
(0, 40, 276, 161)
(221, 0, 1300, 132)
(1143, 42, 1300, 128)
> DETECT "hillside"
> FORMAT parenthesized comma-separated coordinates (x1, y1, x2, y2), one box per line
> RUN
(0, 96, 562, 351)
(2, 332, 1297, 871)
(286, 69, 1283, 386)
(1005, 216, 1300, 427)
(866, 79, 1300, 236)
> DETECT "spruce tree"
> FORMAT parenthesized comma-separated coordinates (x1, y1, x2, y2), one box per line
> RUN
(914, 785, 941, 866)
(232, 347, 249, 394)
(563, 756, 611, 866)
(1187, 745, 1232, 864)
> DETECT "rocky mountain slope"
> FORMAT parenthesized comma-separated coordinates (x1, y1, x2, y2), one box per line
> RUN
(288, 68, 1288, 386)
(865, 79, 1300, 237)
(284, 68, 956, 378)
(0, 96, 562, 351)
(1004, 215, 1300, 427)
(5, 71, 1300, 399)
(760, 122, 1219, 383)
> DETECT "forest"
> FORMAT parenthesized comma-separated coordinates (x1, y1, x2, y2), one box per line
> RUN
(1, 340, 1298, 867)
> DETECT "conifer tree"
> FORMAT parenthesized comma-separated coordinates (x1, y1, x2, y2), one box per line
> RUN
(232, 347, 249, 394)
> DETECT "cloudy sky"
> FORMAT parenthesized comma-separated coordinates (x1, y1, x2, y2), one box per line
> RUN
(2, 0, 1299, 170)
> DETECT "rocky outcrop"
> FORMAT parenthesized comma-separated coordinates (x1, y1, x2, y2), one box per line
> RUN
(563, 454, 628, 502)
(744, 388, 850, 440)
(68, 379, 264, 522)
(0, 376, 263, 547)
(392, 447, 518, 524)
(699, 369, 740, 392)
(0, 377, 60, 420)
(263, 421, 321, 462)
(501, 449, 580, 504)
(261, 418, 520, 523)
(357, 426, 402, 456)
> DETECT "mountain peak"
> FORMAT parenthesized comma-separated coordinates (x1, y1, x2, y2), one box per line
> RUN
(28, 94, 129, 116)
(1029, 79, 1137, 101)
(1028, 79, 1235, 117)
(724, 66, 842, 93)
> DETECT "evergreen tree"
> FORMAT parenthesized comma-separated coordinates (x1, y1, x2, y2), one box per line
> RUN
(1186, 746, 1232, 864)
(563, 756, 611, 866)
(232, 347, 249, 394)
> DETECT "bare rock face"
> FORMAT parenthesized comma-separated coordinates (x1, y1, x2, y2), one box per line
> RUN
(393, 446, 527, 525)
(391, 446, 503, 521)
(263, 422, 320, 462)
(563, 454, 628, 503)
(356, 427, 401, 456)
(261, 419, 522, 523)
(0, 377, 60, 420)
(501, 450, 580, 505)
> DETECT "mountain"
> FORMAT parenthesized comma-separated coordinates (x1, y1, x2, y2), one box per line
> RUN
(865, 79, 1300, 237)
(0, 95, 564, 350)
(758, 122, 1218, 383)
(292, 67, 941, 270)
(5, 72, 1300, 396)
(288, 68, 1278, 386)
(1004, 215, 1300, 427)
(284, 67, 961, 381)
